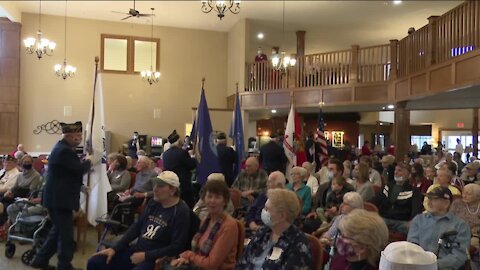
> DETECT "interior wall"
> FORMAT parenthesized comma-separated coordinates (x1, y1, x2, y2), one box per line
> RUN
(227, 18, 246, 95)
(19, 13, 228, 153)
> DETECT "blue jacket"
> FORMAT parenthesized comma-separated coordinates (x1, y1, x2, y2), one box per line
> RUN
(407, 211, 471, 269)
(42, 139, 91, 211)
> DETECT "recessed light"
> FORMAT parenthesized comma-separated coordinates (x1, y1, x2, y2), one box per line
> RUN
(271, 109, 277, 114)
(393, 0, 402, 5)
(387, 104, 395, 109)
(257, 33, 264, 39)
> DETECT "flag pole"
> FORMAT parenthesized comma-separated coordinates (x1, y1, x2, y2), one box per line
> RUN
(82, 56, 99, 254)
(232, 82, 239, 147)
(192, 78, 205, 155)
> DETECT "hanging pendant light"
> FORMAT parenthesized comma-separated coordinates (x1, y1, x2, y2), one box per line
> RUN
(271, 0, 296, 72)
(23, 0, 56, 59)
(54, 0, 76, 80)
(141, 8, 160, 85)
(200, 0, 241, 20)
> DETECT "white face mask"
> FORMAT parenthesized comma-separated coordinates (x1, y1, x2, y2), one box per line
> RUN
(261, 208, 273, 228)
(394, 176, 405, 183)
(328, 171, 335, 180)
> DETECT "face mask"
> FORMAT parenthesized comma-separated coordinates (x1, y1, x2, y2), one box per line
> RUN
(336, 235, 356, 257)
(328, 171, 335, 180)
(394, 176, 404, 182)
(261, 208, 273, 228)
(22, 164, 32, 170)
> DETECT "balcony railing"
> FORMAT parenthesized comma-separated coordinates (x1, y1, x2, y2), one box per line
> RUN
(245, 0, 480, 92)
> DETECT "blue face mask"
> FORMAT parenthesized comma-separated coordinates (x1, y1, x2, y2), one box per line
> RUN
(261, 208, 273, 227)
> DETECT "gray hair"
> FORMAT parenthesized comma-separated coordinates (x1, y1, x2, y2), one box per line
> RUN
(107, 152, 118, 162)
(291, 166, 307, 179)
(269, 171, 286, 188)
(207, 173, 226, 182)
(464, 184, 480, 200)
(343, 192, 364, 209)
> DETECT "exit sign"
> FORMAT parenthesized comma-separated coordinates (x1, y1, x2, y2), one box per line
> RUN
(457, 122, 465, 128)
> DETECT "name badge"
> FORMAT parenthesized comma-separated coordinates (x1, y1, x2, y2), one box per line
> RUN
(268, 247, 283, 260)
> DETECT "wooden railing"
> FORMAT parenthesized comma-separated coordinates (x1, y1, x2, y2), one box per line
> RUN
(245, 0, 480, 92)
(358, 44, 391, 83)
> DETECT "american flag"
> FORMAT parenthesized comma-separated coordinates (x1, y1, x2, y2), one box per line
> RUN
(316, 109, 328, 167)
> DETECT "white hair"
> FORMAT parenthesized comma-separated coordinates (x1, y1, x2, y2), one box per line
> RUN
(343, 192, 364, 209)
(464, 184, 480, 200)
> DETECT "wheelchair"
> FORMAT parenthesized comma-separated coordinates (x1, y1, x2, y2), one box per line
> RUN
(95, 202, 134, 251)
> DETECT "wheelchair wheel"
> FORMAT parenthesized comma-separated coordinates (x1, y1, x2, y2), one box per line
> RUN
(5, 241, 15, 258)
(21, 249, 35, 265)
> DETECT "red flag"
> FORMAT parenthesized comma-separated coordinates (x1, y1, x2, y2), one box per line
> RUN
(295, 111, 307, 166)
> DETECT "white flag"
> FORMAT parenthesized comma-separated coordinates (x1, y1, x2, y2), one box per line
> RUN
(80, 73, 112, 226)
(283, 103, 296, 180)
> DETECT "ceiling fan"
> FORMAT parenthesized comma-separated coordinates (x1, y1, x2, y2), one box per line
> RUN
(112, 0, 154, 21)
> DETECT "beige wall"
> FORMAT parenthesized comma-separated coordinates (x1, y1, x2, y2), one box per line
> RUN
(20, 13, 228, 153)
(227, 18, 246, 95)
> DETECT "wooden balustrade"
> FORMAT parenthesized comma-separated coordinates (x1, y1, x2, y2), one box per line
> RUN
(358, 44, 391, 83)
(244, 1, 480, 92)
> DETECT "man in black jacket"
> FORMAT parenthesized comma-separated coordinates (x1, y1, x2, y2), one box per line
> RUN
(31, 121, 91, 270)
(162, 130, 197, 208)
(216, 132, 237, 187)
(373, 162, 422, 236)
(259, 133, 287, 175)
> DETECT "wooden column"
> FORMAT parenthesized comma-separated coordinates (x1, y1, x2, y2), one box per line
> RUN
(389, 40, 398, 80)
(474, 108, 479, 157)
(296, 31, 306, 57)
(350, 45, 360, 83)
(394, 101, 410, 162)
(0, 19, 20, 153)
(426, 16, 439, 67)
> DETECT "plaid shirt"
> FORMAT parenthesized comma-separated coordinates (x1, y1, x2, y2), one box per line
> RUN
(231, 169, 267, 196)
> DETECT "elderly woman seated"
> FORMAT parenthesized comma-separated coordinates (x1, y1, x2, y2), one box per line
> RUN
(286, 166, 312, 215)
(450, 183, 480, 250)
(193, 173, 234, 221)
(107, 154, 131, 210)
(169, 179, 239, 270)
(236, 189, 312, 269)
(318, 192, 364, 243)
(330, 209, 389, 269)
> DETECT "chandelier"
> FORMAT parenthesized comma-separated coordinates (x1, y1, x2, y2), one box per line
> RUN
(54, 0, 76, 80)
(271, 0, 296, 71)
(141, 8, 160, 85)
(23, 0, 56, 59)
(201, 0, 241, 20)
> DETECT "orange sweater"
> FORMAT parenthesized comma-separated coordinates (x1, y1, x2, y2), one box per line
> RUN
(190, 215, 239, 270)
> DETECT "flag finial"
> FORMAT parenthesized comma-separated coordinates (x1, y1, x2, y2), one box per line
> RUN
(202, 77, 205, 88)
(235, 82, 239, 94)
(94, 56, 99, 64)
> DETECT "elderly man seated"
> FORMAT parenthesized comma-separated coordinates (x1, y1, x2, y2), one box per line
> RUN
(0, 155, 20, 196)
(461, 161, 480, 185)
(117, 156, 157, 208)
(87, 171, 194, 270)
(373, 162, 422, 236)
(424, 167, 461, 212)
(231, 157, 267, 208)
(245, 171, 286, 232)
(408, 186, 470, 269)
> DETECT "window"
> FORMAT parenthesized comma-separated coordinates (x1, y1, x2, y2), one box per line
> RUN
(411, 136, 432, 148)
(101, 34, 160, 74)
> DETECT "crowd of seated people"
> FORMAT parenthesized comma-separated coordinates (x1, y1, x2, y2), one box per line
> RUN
(3, 137, 480, 270)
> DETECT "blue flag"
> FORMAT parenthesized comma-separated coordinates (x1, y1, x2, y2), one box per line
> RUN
(230, 91, 245, 178)
(195, 88, 221, 184)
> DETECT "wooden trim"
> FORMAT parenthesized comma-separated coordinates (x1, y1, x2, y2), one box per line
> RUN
(132, 36, 161, 73)
(191, 107, 233, 112)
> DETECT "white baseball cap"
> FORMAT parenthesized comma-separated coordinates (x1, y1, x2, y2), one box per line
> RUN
(379, 241, 437, 270)
(152, 171, 180, 188)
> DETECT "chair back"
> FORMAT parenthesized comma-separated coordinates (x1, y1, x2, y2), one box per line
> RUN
(235, 219, 245, 260)
(363, 202, 379, 213)
(373, 185, 382, 195)
(129, 172, 137, 189)
(229, 188, 242, 210)
(306, 233, 322, 270)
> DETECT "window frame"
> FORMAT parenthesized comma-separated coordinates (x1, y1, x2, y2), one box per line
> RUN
(100, 34, 160, 74)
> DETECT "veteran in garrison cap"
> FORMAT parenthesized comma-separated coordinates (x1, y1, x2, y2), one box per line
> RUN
(31, 121, 93, 270)
(162, 129, 197, 208)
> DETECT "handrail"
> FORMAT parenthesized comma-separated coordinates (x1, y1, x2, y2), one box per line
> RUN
(244, 1, 478, 92)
